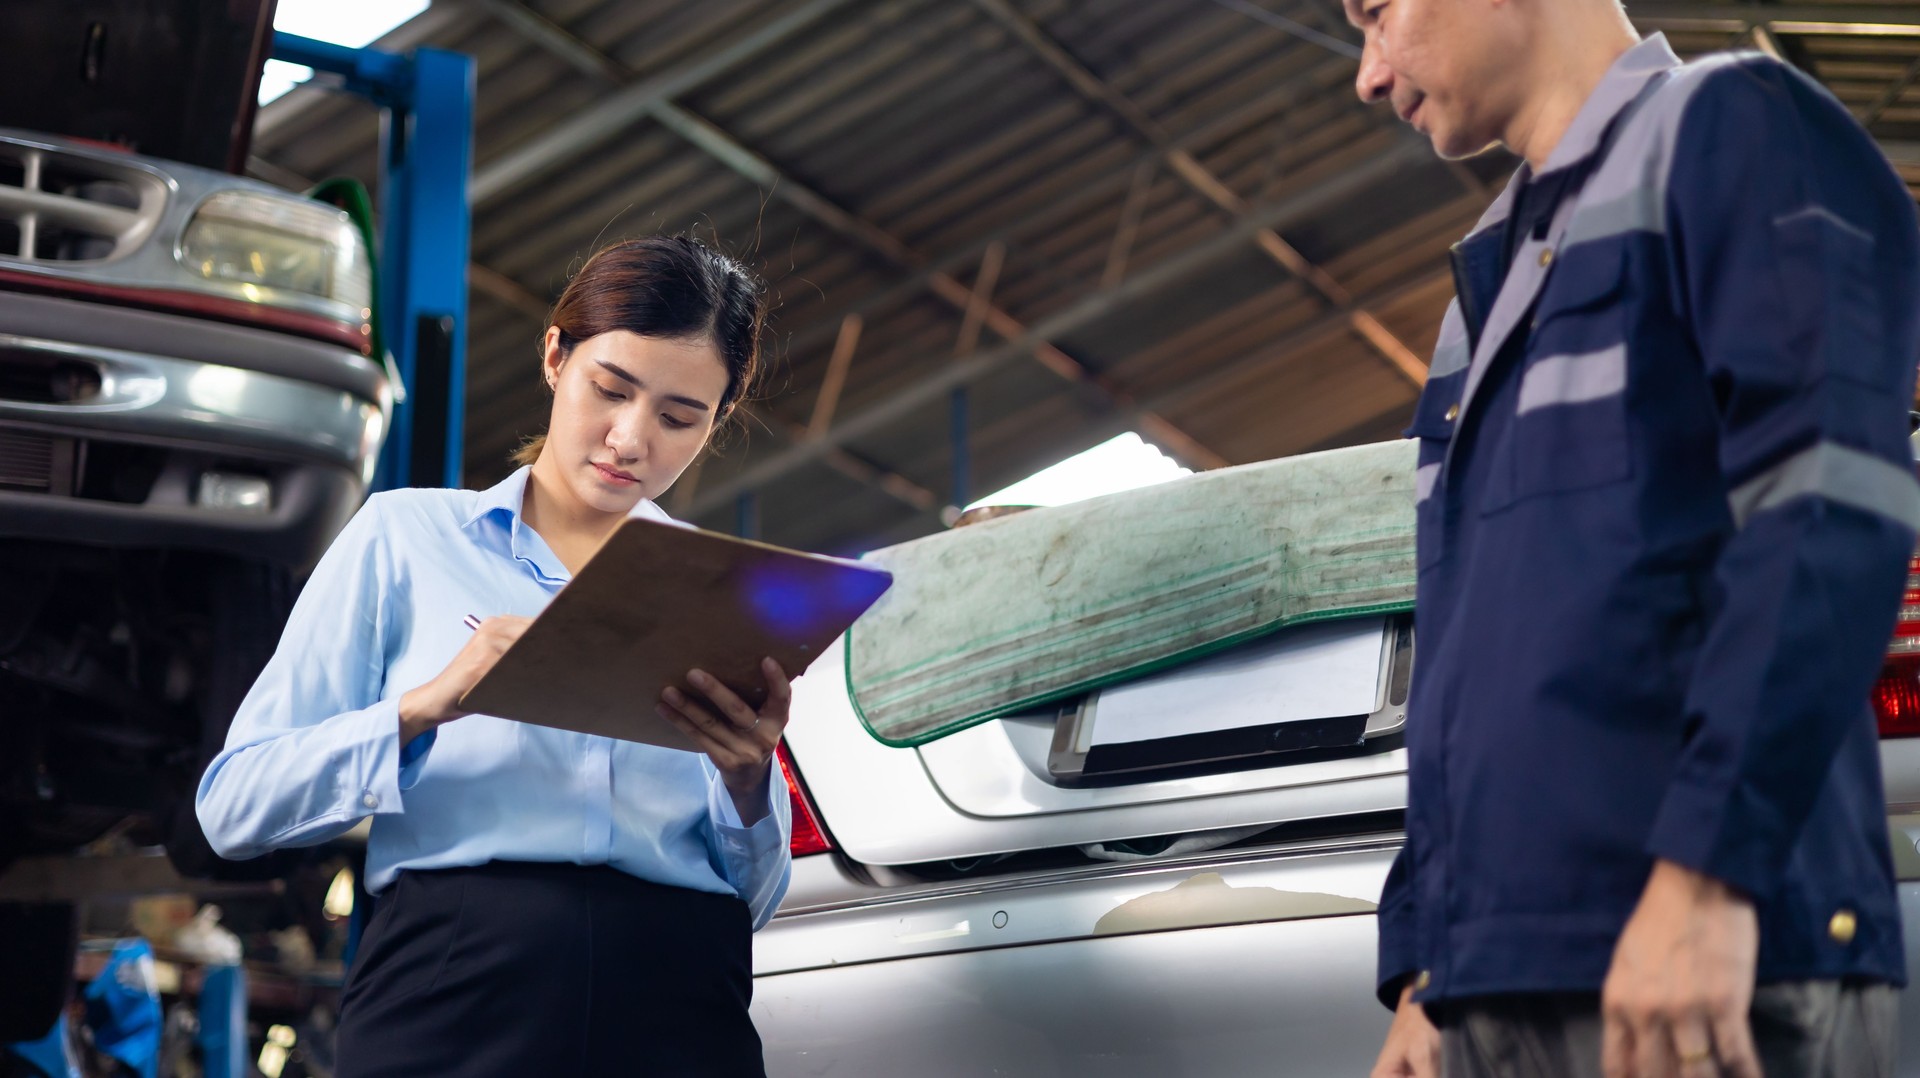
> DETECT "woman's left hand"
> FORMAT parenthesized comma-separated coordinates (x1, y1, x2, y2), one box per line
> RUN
(657, 658, 792, 826)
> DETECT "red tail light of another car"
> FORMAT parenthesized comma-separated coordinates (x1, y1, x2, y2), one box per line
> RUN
(777, 742, 834, 857)
(1872, 555, 1920, 738)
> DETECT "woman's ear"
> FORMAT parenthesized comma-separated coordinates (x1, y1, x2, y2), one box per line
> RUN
(541, 327, 566, 391)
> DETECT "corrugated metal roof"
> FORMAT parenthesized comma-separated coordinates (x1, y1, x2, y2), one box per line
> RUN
(249, 0, 1920, 556)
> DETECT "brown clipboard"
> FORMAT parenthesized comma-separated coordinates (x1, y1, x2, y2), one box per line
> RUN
(459, 516, 893, 751)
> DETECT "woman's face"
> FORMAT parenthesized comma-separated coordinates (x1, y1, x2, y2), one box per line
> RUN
(535, 327, 730, 516)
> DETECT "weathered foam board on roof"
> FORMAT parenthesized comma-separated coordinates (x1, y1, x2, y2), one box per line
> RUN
(847, 438, 1419, 747)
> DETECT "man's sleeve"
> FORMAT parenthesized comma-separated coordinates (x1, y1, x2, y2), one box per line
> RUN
(1644, 60, 1920, 899)
(1375, 842, 1420, 1010)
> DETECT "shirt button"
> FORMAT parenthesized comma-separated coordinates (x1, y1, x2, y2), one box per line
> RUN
(361, 792, 378, 809)
(1538, 248, 1554, 268)
(1413, 970, 1432, 991)
(1444, 404, 1460, 422)
(1829, 909, 1857, 945)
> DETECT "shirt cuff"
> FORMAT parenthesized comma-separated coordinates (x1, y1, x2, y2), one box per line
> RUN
(707, 767, 787, 853)
(343, 698, 409, 818)
(398, 726, 436, 790)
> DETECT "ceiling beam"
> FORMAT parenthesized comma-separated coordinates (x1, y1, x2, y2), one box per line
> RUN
(682, 139, 1431, 518)
(775, 55, 1365, 361)
(468, 262, 550, 321)
(1878, 140, 1920, 168)
(478, 0, 1234, 474)
(1016, 260, 1454, 459)
(468, 0, 860, 206)
(1627, 3, 1920, 35)
(639, 99, 1227, 469)
(968, 0, 1429, 388)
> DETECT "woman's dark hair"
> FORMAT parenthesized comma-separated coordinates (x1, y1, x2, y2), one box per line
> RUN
(513, 235, 767, 465)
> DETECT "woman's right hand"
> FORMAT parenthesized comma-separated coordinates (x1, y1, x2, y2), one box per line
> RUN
(397, 615, 532, 745)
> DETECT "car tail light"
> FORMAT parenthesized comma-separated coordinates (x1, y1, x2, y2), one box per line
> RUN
(777, 742, 833, 857)
(1873, 554, 1920, 738)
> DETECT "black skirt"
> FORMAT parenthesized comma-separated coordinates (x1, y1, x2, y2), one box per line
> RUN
(336, 861, 765, 1077)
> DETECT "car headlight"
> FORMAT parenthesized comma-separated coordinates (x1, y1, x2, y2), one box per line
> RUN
(179, 191, 372, 310)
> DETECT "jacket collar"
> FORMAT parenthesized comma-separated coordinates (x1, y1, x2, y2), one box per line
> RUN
(1438, 34, 1680, 468)
(1460, 33, 1682, 248)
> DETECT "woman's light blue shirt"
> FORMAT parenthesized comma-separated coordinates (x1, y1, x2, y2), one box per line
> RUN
(195, 467, 792, 929)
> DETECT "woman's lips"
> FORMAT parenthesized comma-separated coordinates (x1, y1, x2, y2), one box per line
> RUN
(593, 462, 638, 485)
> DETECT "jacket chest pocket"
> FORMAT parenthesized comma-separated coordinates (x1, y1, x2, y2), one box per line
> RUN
(1486, 246, 1633, 511)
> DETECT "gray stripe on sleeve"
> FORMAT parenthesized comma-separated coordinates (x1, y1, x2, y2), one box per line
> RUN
(1729, 440, 1920, 531)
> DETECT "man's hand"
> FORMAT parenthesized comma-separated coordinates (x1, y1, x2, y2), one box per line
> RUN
(1601, 860, 1761, 1078)
(1371, 984, 1442, 1078)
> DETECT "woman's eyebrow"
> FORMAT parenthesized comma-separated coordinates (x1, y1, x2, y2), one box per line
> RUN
(594, 360, 711, 412)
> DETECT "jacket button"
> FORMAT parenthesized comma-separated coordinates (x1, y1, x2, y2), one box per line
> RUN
(362, 792, 378, 809)
(1538, 248, 1554, 268)
(1829, 909, 1857, 944)
(1413, 970, 1432, 991)
(1444, 404, 1460, 422)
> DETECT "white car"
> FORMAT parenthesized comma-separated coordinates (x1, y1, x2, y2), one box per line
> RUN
(753, 439, 1920, 1077)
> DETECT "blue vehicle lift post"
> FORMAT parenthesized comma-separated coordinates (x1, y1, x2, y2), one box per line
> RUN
(8, 34, 473, 1078)
(269, 32, 475, 493)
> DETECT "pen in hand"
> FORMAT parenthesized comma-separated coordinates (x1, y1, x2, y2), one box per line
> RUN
(462, 614, 483, 632)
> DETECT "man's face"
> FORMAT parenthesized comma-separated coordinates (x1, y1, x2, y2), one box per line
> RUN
(1346, 0, 1509, 159)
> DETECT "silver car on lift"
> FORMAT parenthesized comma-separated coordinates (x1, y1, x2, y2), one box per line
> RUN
(0, 124, 387, 1038)
(754, 443, 1920, 1077)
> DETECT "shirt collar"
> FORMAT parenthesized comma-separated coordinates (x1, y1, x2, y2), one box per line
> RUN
(462, 466, 533, 531)
(458, 466, 565, 584)
(1464, 33, 1680, 240)
(460, 465, 678, 585)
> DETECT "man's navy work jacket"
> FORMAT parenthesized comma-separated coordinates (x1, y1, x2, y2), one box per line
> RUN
(1378, 34, 1920, 1007)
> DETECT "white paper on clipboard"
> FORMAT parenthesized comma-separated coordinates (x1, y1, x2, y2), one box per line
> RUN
(1087, 616, 1388, 747)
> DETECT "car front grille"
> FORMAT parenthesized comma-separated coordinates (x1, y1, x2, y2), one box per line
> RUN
(0, 427, 60, 490)
(0, 141, 164, 263)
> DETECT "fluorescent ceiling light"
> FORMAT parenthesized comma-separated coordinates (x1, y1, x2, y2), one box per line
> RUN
(967, 432, 1193, 512)
(258, 0, 432, 105)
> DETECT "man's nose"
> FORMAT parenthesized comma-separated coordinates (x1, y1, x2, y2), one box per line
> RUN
(1355, 37, 1393, 105)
